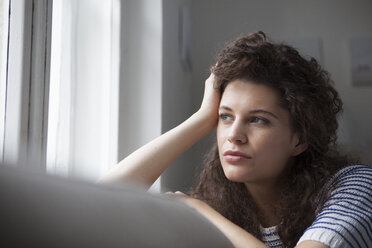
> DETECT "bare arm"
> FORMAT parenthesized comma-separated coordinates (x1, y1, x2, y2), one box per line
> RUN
(98, 75, 220, 189)
(193, 200, 329, 248)
(174, 192, 266, 248)
(176, 192, 329, 248)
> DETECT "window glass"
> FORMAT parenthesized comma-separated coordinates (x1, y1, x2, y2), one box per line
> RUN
(47, 0, 120, 180)
(0, 0, 9, 162)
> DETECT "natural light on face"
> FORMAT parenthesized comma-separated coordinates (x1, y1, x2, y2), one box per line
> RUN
(216, 79, 303, 188)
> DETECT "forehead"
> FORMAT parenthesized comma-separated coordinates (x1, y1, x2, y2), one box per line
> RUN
(221, 80, 281, 110)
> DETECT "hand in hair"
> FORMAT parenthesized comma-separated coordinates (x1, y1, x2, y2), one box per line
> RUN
(197, 73, 221, 127)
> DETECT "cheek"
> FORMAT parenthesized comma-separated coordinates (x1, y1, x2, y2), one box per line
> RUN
(216, 125, 229, 158)
(216, 125, 224, 143)
(253, 131, 294, 161)
(216, 129, 223, 153)
(216, 124, 229, 147)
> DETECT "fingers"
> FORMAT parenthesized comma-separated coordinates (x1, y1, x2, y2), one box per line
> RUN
(206, 73, 219, 94)
(175, 191, 186, 196)
(164, 192, 207, 210)
(165, 191, 186, 195)
(165, 191, 187, 197)
(206, 73, 216, 85)
(210, 62, 218, 73)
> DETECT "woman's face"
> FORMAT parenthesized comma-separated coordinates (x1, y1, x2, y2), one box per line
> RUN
(217, 80, 306, 188)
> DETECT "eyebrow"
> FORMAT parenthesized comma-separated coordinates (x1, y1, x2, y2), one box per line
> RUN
(219, 105, 279, 119)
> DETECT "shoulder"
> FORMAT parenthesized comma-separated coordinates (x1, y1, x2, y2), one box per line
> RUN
(332, 164, 372, 182)
(319, 164, 372, 200)
(330, 164, 372, 189)
(325, 164, 372, 220)
(298, 164, 372, 248)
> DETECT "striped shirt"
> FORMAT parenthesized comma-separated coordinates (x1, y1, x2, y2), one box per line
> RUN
(260, 164, 372, 248)
(261, 225, 282, 247)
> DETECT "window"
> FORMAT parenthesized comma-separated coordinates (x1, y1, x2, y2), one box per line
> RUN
(2, 0, 162, 191)
(0, 0, 9, 162)
(1, 0, 120, 182)
(46, 0, 121, 180)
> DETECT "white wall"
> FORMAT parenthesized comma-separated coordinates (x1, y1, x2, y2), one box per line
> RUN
(160, 0, 196, 192)
(118, 0, 162, 158)
(190, 0, 372, 164)
(118, 0, 163, 190)
(116, 0, 196, 192)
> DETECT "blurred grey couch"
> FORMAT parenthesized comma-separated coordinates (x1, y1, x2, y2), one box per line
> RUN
(0, 165, 233, 248)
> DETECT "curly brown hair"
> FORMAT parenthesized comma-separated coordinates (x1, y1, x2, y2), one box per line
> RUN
(190, 31, 356, 247)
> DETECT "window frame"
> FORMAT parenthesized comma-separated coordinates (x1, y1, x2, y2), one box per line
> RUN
(2, 0, 52, 169)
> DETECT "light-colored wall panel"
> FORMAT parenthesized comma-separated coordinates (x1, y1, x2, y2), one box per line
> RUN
(190, 0, 372, 164)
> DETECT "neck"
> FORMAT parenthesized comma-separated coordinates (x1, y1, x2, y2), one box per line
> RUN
(244, 182, 282, 227)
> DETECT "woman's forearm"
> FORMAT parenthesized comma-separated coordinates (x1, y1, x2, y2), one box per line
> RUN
(98, 111, 216, 188)
(176, 194, 267, 248)
(204, 209, 267, 248)
(98, 75, 219, 188)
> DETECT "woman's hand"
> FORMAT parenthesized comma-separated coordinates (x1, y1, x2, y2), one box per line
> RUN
(169, 191, 267, 248)
(172, 191, 209, 211)
(169, 192, 220, 228)
(196, 74, 221, 128)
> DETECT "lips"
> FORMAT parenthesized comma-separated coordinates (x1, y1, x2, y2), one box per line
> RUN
(223, 150, 251, 163)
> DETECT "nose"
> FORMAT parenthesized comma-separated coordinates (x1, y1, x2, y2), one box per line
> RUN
(227, 121, 247, 144)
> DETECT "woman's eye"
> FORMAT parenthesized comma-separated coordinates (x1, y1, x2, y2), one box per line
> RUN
(219, 114, 232, 121)
(251, 117, 268, 125)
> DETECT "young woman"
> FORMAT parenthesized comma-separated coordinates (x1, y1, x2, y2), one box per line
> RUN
(99, 32, 372, 248)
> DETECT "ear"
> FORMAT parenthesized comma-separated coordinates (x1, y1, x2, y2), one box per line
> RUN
(291, 133, 308, 156)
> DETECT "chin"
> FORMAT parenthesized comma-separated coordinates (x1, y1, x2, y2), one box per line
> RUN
(222, 167, 253, 183)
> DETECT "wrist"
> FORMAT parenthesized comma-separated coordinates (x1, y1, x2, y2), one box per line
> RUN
(192, 110, 218, 133)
